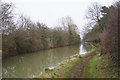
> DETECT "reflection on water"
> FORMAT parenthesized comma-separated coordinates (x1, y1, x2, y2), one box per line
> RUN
(79, 43, 91, 54)
(3, 43, 91, 78)
(79, 44, 87, 54)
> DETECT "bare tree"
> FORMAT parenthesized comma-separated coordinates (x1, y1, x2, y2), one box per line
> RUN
(58, 16, 74, 31)
(58, 16, 79, 34)
(1, 2, 15, 34)
(17, 15, 32, 30)
(86, 3, 103, 31)
(86, 2, 102, 22)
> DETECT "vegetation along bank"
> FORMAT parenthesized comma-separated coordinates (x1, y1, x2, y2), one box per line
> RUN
(1, 2, 81, 59)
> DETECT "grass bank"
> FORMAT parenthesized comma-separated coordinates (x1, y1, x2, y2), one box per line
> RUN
(34, 45, 97, 78)
(82, 51, 119, 78)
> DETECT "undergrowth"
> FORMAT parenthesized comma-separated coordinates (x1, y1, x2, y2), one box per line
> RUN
(82, 52, 119, 78)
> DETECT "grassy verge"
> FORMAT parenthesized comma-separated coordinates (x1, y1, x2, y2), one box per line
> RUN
(37, 54, 81, 78)
(82, 52, 119, 78)
(34, 44, 98, 78)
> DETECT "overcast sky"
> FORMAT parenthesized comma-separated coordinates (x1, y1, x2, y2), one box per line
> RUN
(4, 0, 114, 33)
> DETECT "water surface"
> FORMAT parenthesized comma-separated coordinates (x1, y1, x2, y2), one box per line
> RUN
(3, 44, 90, 78)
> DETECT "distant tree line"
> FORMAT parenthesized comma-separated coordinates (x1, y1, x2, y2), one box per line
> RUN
(1, 2, 80, 58)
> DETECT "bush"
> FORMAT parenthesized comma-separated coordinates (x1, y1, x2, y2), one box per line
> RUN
(100, 2, 119, 61)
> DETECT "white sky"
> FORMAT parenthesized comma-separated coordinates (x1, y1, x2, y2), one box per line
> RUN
(4, 0, 114, 33)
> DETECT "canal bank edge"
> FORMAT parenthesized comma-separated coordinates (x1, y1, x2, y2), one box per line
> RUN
(34, 44, 98, 78)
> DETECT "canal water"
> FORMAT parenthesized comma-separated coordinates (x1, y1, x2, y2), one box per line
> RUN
(2, 43, 91, 78)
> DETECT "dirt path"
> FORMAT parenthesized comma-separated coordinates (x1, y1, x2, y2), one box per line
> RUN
(69, 49, 99, 78)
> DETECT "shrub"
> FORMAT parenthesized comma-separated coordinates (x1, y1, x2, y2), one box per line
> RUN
(100, 2, 119, 61)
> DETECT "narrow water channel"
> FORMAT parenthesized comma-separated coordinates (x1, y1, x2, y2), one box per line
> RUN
(2, 43, 91, 78)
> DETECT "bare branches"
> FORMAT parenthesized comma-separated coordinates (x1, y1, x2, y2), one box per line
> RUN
(85, 2, 104, 32)
(86, 2, 102, 23)
(1, 2, 14, 20)
(58, 16, 74, 31)
(57, 16, 79, 34)
(1, 2, 15, 34)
